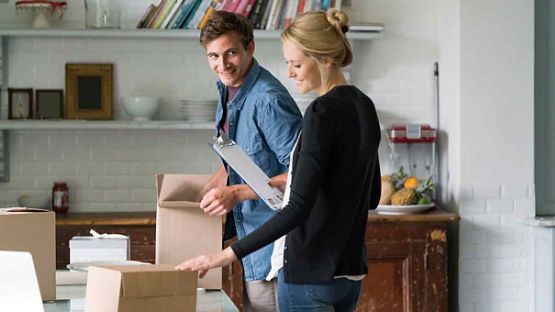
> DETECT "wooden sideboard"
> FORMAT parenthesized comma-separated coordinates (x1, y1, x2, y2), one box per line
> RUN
(55, 209, 458, 312)
(359, 210, 458, 312)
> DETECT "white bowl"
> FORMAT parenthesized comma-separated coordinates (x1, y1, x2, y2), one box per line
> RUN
(122, 96, 160, 121)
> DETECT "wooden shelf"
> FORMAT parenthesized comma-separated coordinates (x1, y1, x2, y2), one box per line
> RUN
(0, 28, 383, 40)
(0, 120, 214, 130)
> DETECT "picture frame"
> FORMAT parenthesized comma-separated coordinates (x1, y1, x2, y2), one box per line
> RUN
(35, 89, 64, 119)
(65, 63, 113, 120)
(8, 88, 33, 120)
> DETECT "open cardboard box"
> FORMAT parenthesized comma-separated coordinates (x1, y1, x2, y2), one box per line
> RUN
(155, 174, 222, 289)
(0, 208, 55, 301)
(85, 264, 197, 312)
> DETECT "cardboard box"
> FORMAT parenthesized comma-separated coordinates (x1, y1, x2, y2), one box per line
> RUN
(0, 208, 55, 301)
(155, 174, 222, 289)
(70, 236, 130, 263)
(85, 264, 197, 312)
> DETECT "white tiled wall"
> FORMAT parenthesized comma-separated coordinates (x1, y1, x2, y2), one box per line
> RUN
(458, 184, 534, 312)
(0, 129, 221, 210)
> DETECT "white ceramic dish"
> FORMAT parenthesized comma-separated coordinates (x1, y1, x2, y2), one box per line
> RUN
(122, 96, 160, 121)
(67, 260, 151, 272)
(376, 203, 435, 215)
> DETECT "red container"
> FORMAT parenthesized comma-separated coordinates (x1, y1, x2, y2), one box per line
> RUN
(388, 124, 436, 143)
(52, 182, 69, 214)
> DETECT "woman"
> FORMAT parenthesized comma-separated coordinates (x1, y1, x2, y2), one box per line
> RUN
(177, 9, 381, 311)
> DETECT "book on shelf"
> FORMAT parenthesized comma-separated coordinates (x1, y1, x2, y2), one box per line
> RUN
(182, 0, 203, 28)
(160, 0, 185, 29)
(137, 4, 157, 28)
(258, 0, 273, 29)
(146, 0, 168, 28)
(248, 0, 264, 25)
(282, 0, 298, 29)
(171, 0, 196, 29)
(165, 0, 188, 28)
(152, 0, 178, 28)
(198, 0, 223, 29)
(242, 0, 256, 17)
(265, 0, 281, 30)
(223, 0, 241, 12)
(186, 0, 213, 29)
(296, 0, 306, 16)
(234, 0, 250, 16)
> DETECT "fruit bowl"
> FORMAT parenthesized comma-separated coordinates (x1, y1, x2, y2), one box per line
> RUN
(376, 203, 435, 215)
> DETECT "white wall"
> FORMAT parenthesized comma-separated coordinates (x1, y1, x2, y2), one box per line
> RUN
(439, 0, 535, 311)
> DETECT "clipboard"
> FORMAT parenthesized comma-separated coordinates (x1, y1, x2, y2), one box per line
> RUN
(210, 134, 283, 210)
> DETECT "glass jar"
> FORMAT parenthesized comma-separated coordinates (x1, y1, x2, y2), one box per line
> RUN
(85, 0, 121, 29)
(52, 182, 69, 214)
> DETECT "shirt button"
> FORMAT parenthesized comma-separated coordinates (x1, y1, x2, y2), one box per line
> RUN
(284, 260, 288, 264)
(246, 148, 250, 152)
(230, 122, 234, 126)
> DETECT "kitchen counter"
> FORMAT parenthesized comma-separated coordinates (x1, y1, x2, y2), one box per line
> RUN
(55, 208, 457, 226)
(55, 212, 156, 226)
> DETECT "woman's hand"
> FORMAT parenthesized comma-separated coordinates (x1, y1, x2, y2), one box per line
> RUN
(175, 247, 237, 278)
(268, 172, 289, 193)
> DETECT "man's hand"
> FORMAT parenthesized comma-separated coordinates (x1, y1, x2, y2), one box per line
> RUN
(194, 166, 228, 202)
(268, 172, 289, 193)
(200, 186, 239, 216)
(175, 247, 237, 278)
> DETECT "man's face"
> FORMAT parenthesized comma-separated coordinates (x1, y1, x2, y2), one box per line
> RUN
(205, 32, 254, 88)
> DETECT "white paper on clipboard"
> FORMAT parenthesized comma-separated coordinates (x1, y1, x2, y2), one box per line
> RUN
(210, 134, 283, 210)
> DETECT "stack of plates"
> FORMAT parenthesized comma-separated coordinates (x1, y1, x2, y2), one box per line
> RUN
(180, 99, 217, 121)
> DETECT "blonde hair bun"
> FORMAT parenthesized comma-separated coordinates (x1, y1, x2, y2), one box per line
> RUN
(326, 8, 349, 34)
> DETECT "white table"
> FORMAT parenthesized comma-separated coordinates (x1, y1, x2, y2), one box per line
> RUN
(43, 285, 239, 312)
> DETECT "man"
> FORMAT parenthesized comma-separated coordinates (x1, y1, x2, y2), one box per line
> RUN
(197, 11, 302, 312)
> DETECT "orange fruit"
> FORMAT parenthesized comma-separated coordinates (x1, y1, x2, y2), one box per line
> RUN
(404, 176, 419, 189)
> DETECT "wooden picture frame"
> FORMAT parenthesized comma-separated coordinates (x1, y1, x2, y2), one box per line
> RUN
(8, 88, 33, 120)
(35, 89, 64, 119)
(65, 63, 113, 120)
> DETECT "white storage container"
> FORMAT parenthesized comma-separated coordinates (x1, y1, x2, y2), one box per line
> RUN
(69, 236, 129, 264)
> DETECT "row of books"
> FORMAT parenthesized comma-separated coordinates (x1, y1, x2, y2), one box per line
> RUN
(137, 0, 342, 30)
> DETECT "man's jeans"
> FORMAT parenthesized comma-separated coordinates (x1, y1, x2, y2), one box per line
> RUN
(277, 270, 362, 312)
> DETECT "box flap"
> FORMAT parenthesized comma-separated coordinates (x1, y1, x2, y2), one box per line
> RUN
(158, 201, 200, 209)
(116, 266, 197, 298)
(156, 174, 211, 203)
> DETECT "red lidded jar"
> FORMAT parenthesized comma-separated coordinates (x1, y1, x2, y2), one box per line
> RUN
(52, 182, 69, 214)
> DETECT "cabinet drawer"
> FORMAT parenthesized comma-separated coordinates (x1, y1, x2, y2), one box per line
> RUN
(130, 244, 155, 263)
(56, 226, 155, 246)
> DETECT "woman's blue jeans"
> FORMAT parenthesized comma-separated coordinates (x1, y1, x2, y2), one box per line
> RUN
(277, 269, 362, 312)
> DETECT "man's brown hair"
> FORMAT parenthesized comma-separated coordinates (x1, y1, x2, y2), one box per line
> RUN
(200, 11, 254, 49)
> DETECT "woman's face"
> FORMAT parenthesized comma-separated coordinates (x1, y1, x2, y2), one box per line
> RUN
(282, 40, 321, 95)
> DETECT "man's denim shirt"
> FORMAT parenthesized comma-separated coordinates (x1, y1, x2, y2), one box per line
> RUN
(215, 58, 302, 281)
